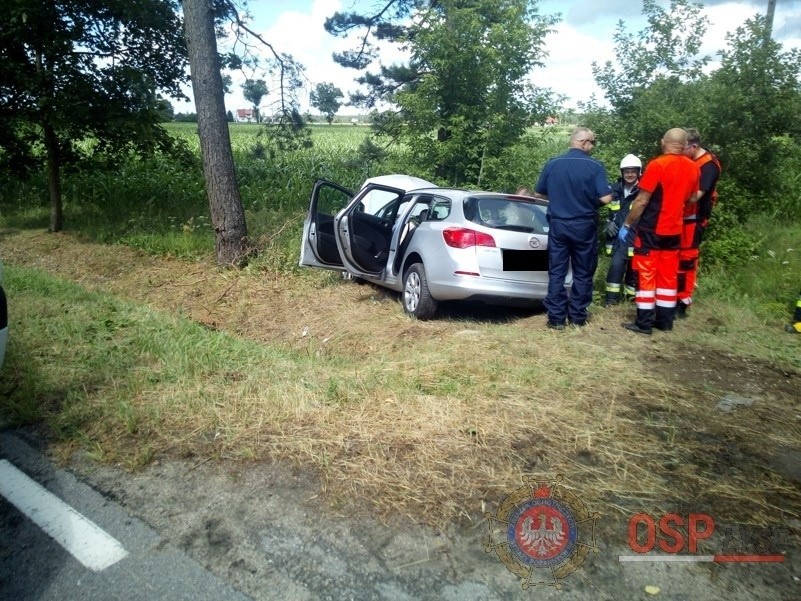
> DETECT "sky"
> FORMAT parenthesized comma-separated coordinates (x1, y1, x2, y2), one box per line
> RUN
(174, 0, 801, 116)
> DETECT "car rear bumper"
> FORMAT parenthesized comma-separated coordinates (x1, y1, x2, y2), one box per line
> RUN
(426, 273, 551, 302)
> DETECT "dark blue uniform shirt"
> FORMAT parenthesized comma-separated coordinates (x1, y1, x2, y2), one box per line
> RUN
(535, 149, 611, 219)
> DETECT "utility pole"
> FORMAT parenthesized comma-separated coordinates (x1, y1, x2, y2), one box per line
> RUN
(765, 0, 776, 43)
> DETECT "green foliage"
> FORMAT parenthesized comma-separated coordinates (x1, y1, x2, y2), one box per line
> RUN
(326, 0, 560, 185)
(310, 83, 345, 125)
(242, 79, 268, 122)
(477, 128, 569, 193)
(700, 215, 800, 318)
(587, 4, 801, 275)
(704, 17, 801, 194)
(175, 112, 199, 122)
(0, 0, 190, 232)
(156, 98, 176, 122)
(0, 0, 188, 175)
(592, 0, 710, 111)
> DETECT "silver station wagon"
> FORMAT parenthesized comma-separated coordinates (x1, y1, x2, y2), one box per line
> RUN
(299, 174, 569, 319)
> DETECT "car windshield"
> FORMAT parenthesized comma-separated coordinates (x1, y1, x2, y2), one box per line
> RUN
(463, 195, 548, 234)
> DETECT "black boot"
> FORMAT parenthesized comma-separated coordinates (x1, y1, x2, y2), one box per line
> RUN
(623, 322, 652, 335)
(676, 302, 688, 320)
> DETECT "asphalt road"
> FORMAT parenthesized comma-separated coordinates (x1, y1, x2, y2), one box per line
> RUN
(2, 430, 798, 601)
(0, 432, 249, 601)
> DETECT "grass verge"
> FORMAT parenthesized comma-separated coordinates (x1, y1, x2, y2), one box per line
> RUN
(1, 231, 799, 527)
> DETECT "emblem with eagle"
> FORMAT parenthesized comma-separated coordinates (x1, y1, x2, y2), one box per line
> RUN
(485, 475, 600, 590)
(519, 512, 566, 556)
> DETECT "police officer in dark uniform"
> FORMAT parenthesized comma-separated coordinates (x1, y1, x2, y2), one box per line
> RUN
(535, 128, 613, 329)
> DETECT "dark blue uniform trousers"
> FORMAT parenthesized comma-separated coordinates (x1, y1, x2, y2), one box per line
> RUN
(544, 217, 598, 324)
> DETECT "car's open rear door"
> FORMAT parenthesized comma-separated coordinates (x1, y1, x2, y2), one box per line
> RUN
(335, 183, 406, 277)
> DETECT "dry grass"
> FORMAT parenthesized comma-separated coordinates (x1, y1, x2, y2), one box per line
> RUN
(2, 229, 800, 527)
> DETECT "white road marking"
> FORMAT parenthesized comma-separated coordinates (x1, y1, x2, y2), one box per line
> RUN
(0, 459, 128, 571)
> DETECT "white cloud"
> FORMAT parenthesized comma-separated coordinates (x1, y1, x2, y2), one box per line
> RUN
(536, 23, 616, 108)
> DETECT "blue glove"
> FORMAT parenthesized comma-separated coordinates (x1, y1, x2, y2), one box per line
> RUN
(617, 224, 631, 244)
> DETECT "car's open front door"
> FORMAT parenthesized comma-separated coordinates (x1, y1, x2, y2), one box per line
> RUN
(299, 180, 354, 271)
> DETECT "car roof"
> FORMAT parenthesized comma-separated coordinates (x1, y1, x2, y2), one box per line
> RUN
(358, 177, 545, 205)
(361, 174, 438, 193)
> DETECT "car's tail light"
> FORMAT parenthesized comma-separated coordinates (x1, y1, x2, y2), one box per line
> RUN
(442, 227, 496, 248)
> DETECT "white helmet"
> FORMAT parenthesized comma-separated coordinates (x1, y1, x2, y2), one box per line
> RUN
(620, 154, 642, 171)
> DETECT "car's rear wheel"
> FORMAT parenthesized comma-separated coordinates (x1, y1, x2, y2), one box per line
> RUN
(403, 263, 437, 320)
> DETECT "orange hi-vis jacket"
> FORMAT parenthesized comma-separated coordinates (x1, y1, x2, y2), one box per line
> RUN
(694, 150, 721, 227)
(636, 153, 700, 250)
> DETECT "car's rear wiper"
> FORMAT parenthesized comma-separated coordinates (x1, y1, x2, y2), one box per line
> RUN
(491, 225, 535, 233)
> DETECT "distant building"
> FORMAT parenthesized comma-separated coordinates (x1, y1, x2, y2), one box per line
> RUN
(235, 108, 256, 123)
(544, 116, 559, 126)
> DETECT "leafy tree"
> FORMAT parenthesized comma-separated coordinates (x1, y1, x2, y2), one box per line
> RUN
(222, 74, 233, 94)
(156, 98, 176, 122)
(325, 0, 559, 186)
(175, 112, 199, 122)
(242, 78, 268, 123)
(310, 83, 344, 124)
(590, 5, 801, 199)
(585, 0, 711, 164)
(592, 0, 709, 113)
(0, 0, 188, 231)
(587, 3, 801, 269)
(704, 16, 801, 196)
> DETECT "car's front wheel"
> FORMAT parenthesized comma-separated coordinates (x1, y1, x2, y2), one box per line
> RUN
(403, 263, 437, 320)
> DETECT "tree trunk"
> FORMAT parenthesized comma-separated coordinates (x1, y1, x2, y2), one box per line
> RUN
(182, 0, 248, 266)
(43, 123, 63, 232)
(765, 0, 776, 44)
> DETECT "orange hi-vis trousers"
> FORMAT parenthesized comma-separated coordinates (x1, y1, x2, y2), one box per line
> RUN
(632, 248, 679, 331)
(678, 216, 703, 306)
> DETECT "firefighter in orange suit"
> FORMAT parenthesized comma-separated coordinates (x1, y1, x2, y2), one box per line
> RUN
(677, 128, 721, 319)
(618, 128, 700, 335)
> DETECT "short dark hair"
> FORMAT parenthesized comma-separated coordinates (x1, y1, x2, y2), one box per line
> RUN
(685, 128, 701, 146)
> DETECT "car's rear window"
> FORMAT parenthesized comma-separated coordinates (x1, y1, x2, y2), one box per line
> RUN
(463, 195, 548, 234)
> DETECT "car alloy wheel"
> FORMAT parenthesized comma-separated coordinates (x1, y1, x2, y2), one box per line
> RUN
(403, 263, 437, 320)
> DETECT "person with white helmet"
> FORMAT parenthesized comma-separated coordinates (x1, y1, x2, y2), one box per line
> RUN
(603, 153, 642, 307)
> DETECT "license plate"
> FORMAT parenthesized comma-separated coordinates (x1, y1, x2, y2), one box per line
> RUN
(502, 249, 548, 271)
